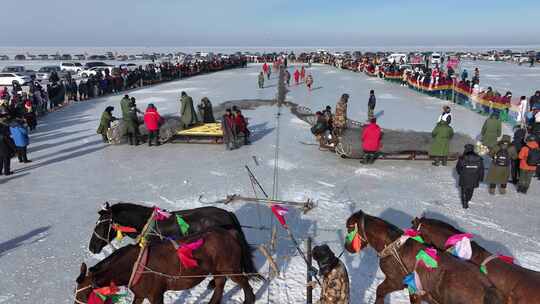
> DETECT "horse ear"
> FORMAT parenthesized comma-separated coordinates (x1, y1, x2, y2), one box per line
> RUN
(412, 217, 420, 228)
(76, 263, 87, 284)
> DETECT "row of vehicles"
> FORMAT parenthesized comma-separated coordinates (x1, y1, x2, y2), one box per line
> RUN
(386, 53, 442, 65)
(0, 62, 141, 86)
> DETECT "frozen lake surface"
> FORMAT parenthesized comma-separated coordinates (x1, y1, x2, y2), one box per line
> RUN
(0, 63, 538, 303)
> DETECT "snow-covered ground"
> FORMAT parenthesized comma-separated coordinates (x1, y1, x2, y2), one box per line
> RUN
(0, 63, 539, 304)
(460, 60, 540, 98)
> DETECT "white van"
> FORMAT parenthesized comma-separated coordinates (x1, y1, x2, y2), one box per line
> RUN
(431, 53, 442, 65)
(388, 53, 407, 64)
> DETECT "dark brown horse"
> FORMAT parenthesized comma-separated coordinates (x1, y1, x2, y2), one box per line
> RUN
(88, 202, 258, 278)
(75, 227, 257, 304)
(412, 217, 540, 304)
(345, 210, 504, 304)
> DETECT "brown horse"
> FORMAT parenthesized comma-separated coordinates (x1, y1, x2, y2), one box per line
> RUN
(412, 217, 540, 304)
(345, 210, 504, 304)
(74, 227, 257, 304)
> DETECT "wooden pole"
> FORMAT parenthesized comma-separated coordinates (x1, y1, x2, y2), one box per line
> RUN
(306, 237, 313, 304)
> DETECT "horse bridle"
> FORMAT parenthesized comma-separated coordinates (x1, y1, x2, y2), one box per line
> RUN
(73, 285, 92, 304)
(92, 214, 117, 251)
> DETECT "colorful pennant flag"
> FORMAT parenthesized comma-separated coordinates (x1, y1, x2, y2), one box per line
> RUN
(271, 205, 289, 228)
(176, 215, 190, 236)
(88, 282, 125, 304)
(176, 239, 204, 269)
(404, 229, 425, 244)
(112, 225, 137, 241)
(445, 234, 473, 260)
(403, 272, 423, 295)
(346, 224, 362, 252)
(416, 248, 439, 269)
(153, 207, 172, 221)
(497, 254, 514, 265)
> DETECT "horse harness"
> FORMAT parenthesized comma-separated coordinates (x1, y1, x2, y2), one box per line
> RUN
(480, 254, 499, 273)
(73, 285, 92, 304)
(358, 214, 410, 276)
(359, 215, 444, 304)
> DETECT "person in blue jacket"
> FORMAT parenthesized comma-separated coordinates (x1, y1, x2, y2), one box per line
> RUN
(9, 119, 31, 163)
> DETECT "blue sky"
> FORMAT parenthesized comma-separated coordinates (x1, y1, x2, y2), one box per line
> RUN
(5, 0, 540, 46)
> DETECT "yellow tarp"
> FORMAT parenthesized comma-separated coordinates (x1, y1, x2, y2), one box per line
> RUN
(176, 123, 223, 137)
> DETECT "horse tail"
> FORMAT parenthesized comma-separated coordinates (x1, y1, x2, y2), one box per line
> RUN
(484, 286, 504, 304)
(228, 211, 263, 281)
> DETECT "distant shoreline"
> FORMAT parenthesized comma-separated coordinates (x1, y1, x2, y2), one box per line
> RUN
(0, 45, 538, 56)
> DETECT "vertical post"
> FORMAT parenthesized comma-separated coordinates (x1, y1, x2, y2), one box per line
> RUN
(306, 237, 313, 304)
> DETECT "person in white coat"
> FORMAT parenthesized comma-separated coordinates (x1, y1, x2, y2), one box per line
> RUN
(516, 96, 529, 126)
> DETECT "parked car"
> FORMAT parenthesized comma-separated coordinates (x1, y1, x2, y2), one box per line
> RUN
(388, 53, 408, 64)
(119, 63, 138, 71)
(431, 53, 442, 65)
(78, 67, 112, 78)
(84, 61, 109, 69)
(35, 66, 68, 82)
(1, 65, 35, 77)
(0, 73, 31, 86)
(60, 62, 83, 73)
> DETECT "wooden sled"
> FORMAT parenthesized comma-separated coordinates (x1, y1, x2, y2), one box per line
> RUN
(336, 144, 459, 161)
(170, 123, 224, 144)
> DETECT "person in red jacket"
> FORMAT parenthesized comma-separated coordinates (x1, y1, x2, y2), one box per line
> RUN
(143, 103, 162, 146)
(293, 69, 300, 85)
(233, 108, 250, 145)
(361, 118, 382, 164)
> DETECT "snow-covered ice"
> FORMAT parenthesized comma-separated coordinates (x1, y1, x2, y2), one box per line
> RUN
(0, 63, 539, 303)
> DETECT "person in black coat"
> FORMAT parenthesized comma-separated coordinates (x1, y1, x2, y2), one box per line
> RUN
(0, 117, 16, 175)
(512, 125, 527, 184)
(455, 144, 484, 209)
(368, 90, 376, 120)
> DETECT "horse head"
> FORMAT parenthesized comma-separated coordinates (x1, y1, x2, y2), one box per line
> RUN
(88, 203, 114, 254)
(344, 210, 368, 253)
(74, 263, 93, 304)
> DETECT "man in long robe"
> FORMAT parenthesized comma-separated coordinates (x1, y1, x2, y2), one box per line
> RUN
(179, 91, 199, 129)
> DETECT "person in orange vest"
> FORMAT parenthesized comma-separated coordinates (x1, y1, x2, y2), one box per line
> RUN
(300, 66, 306, 81)
(517, 135, 539, 193)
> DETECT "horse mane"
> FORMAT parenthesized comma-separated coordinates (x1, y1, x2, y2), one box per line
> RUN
(110, 202, 153, 214)
(89, 245, 135, 275)
(352, 210, 403, 240)
(421, 217, 463, 234)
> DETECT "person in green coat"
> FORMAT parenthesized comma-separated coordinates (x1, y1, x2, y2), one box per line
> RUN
(125, 98, 142, 146)
(481, 113, 502, 151)
(430, 120, 454, 166)
(179, 91, 199, 129)
(96, 106, 117, 143)
(120, 95, 131, 119)
(485, 135, 517, 195)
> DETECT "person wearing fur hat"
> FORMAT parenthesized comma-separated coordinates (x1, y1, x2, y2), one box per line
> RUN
(334, 94, 349, 137)
(485, 135, 517, 195)
(97, 106, 117, 143)
(312, 244, 350, 304)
